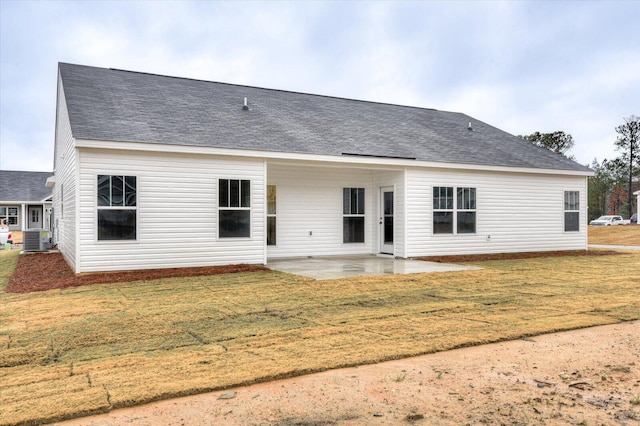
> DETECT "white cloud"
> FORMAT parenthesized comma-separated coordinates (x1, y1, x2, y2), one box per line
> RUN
(1, 0, 639, 171)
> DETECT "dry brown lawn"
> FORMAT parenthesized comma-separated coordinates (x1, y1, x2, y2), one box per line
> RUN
(589, 223, 640, 245)
(1, 249, 640, 425)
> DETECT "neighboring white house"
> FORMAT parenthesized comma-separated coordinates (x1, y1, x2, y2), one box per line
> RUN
(51, 63, 593, 274)
(0, 170, 53, 232)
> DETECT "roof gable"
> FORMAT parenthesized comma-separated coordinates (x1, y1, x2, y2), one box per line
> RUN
(0, 170, 53, 202)
(58, 63, 591, 173)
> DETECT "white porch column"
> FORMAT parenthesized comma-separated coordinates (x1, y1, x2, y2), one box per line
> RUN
(21, 204, 26, 231)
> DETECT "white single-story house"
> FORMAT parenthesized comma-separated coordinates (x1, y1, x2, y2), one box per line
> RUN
(51, 63, 593, 274)
(0, 170, 53, 232)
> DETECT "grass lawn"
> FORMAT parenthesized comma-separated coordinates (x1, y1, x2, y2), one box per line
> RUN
(1, 249, 640, 425)
(588, 223, 640, 245)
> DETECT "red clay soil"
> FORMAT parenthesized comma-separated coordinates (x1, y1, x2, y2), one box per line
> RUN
(5, 251, 269, 294)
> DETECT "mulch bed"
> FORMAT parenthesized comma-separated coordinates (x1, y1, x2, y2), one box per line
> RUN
(419, 250, 621, 263)
(6, 251, 269, 294)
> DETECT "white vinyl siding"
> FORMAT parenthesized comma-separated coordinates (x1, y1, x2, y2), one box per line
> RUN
(76, 149, 265, 273)
(64, 141, 589, 272)
(53, 74, 78, 271)
(266, 164, 404, 259)
(405, 167, 588, 257)
(267, 164, 373, 258)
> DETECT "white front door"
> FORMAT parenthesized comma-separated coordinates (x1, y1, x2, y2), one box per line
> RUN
(380, 187, 394, 254)
(28, 207, 42, 229)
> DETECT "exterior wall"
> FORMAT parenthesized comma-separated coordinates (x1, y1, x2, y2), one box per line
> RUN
(77, 149, 265, 273)
(53, 75, 78, 270)
(266, 164, 373, 258)
(266, 164, 403, 258)
(405, 167, 588, 257)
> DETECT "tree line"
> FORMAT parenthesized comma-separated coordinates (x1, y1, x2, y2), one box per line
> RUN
(520, 115, 639, 220)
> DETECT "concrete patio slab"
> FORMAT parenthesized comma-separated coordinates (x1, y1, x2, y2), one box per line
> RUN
(267, 255, 481, 280)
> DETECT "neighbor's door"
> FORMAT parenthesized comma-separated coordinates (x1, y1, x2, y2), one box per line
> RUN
(28, 207, 42, 229)
(380, 187, 394, 254)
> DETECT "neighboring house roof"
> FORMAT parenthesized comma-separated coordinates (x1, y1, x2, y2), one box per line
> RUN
(0, 170, 53, 202)
(59, 62, 591, 172)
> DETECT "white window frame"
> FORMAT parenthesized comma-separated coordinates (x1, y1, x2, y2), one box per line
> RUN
(456, 187, 477, 234)
(433, 186, 477, 235)
(343, 187, 365, 244)
(0, 206, 19, 226)
(31, 208, 40, 224)
(433, 186, 454, 234)
(96, 175, 138, 242)
(218, 178, 251, 239)
(564, 190, 580, 232)
(267, 184, 276, 246)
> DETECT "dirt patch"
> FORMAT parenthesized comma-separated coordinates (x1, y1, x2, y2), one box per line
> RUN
(419, 249, 621, 263)
(5, 251, 268, 294)
(59, 321, 640, 426)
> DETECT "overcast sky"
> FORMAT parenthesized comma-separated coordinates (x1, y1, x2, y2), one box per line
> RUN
(1, 0, 639, 172)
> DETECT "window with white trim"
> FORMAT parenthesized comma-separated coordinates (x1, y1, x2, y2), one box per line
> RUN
(267, 185, 276, 245)
(343, 187, 365, 243)
(219, 179, 251, 238)
(433, 186, 476, 234)
(564, 191, 579, 232)
(456, 187, 476, 234)
(97, 175, 137, 240)
(0, 206, 19, 226)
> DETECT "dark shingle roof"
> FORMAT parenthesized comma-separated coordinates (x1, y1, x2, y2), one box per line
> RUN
(59, 63, 591, 172)
(0, 170, 53, 202)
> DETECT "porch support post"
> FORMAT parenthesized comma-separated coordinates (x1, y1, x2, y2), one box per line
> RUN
(21, 204, 26, 231)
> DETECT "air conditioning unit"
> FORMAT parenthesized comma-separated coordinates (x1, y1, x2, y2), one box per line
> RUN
(23, 229, 50, 252)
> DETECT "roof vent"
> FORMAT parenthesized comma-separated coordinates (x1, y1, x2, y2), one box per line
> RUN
(468, 122, 473, 131)
(242, 97, 249, 111)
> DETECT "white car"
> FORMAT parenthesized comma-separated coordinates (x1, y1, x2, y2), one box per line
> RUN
(589, 215, 629, 226)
